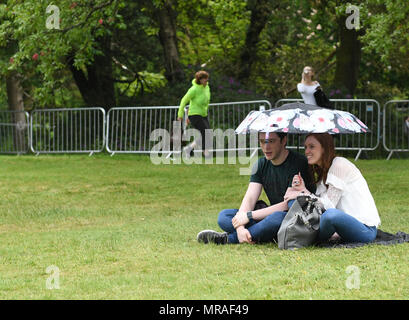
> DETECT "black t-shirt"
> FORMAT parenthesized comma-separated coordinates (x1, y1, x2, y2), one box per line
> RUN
(250, 150, 315, 205)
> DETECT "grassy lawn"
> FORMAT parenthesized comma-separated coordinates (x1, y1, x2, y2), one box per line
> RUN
(0, 154, 408, 299)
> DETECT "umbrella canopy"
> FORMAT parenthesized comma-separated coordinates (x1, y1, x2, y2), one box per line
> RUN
(235, 102, 370, 135)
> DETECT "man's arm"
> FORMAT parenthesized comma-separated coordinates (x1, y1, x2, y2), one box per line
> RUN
(238, 182, 262, 213)
(232, 182, 287, 236)
(251, 201, 288, 221)
(232, 200, 288, 229)
(233, 182, 262, 244)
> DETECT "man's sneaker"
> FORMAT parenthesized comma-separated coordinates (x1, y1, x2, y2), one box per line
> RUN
(197, 230, 228, 244)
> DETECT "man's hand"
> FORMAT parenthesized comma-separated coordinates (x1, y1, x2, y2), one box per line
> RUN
(236, 226, 254, 244)
(232, 211, 249, 229)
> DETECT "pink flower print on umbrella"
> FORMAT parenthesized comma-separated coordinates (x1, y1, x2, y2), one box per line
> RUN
(293, 113, 314, 132)
(293, 117, 300, 128)
(309, 109, 335, 132)
(234, 110, 262, 134)
(355, 117, 369, 130)
(336, 111, 362, 132)
(337, 117, 347, 128)
(249, 113, 270, 131)
(265, 109, 295, 132)
(235, 102, 370, 136)
(266, 115, 287, 131)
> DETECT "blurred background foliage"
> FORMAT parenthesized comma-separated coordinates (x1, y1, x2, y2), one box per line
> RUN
(0, 0, 408, 112)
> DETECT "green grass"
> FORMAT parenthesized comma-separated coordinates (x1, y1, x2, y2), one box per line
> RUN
(0, 154, 408, 299)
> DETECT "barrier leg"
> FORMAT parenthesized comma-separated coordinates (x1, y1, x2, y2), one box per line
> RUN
(354, 149, 362, 161)
(250, 148, 258, 158)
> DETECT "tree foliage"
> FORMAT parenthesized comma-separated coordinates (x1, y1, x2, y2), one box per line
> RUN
(0, 0, 408, 110)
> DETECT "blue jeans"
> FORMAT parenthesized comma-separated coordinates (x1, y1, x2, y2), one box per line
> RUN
(218, 209, 287, 244)
(319, 208, 377, 243)
(217, 200, 295, 244)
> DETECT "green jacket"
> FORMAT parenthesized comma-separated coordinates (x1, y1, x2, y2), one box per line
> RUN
(178, 79, 211, 119)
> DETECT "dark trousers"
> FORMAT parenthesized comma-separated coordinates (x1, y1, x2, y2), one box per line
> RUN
(188, 115, 210, 151)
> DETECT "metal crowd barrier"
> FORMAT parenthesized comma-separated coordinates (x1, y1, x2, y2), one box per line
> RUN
(204, 100, 271, 155)
(207, 100, 271, 131)
(30, 108, 106, 155)
(274, 99, 381, 160)
(0, 110, 30, 154)
(383, 100, 409, 160)
(106, 100, 271, 155)
(3, 99, 409, 160)
(106, 106, 179, 154)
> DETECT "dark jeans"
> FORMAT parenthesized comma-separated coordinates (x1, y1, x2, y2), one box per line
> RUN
(188, 115, 210, 151)
(217, 200, 294, 244)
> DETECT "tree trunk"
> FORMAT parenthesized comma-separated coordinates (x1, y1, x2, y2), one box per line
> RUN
(334, 17, 363, 95)
(67, 36, 116, 111)
(238, 0, 272, 81)
(157, 1, 184, 82)
(6, 71, 27, 152)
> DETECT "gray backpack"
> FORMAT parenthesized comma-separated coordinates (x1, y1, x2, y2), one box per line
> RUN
(278, 195, 323, 250)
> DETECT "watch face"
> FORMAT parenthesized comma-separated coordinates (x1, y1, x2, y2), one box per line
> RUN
(247, 211, 253, 220)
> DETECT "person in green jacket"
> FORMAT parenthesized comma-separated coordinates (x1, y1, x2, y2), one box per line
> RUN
(177, 70, 211, 158)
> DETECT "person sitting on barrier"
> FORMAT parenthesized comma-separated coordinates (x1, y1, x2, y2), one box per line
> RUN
(196, 132, 316, 245)
(297, 66, 320, 106)
(177, 70, 211, 158)
(284, 133, 381, 244)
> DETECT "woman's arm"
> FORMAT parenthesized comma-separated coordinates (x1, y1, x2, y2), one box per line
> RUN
(314, 185, 342, 209)
(177, 88, 194, 119)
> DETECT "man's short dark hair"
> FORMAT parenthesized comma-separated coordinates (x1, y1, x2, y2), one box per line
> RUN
(258, 132, 287, 142)
(276, 132, 287, 142)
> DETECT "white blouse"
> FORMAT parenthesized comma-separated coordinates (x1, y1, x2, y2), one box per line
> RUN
(297, 82, 320, 105)
(314, 157, 381, 227)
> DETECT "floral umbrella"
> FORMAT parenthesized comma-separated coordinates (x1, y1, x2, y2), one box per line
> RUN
(235, 102, 370, 135)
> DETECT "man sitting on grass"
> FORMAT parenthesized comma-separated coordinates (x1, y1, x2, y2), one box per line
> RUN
(197, 132, 316, 245)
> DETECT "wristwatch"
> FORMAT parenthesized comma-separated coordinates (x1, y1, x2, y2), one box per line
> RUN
(247, 211, 254, 223)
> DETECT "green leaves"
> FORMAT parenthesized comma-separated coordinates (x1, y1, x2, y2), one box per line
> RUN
(1, 0, 408, 109)
(0, 0, 123, 108)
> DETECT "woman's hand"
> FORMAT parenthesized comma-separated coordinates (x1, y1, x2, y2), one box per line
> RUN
(236, 227, 254, 244)
(284, 186, 310, 202)
(232, 211, 249, 229)
(291, 172, 306, 191)
(284, 188, 301, 202)
(177, 117, 190, 125)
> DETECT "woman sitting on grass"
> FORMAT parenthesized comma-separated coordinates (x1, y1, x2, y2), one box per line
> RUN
(284, 133, 381, 243)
